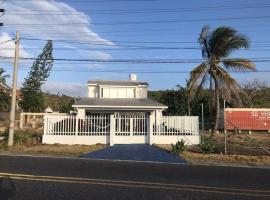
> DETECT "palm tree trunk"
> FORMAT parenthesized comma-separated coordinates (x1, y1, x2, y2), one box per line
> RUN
(212, 75, 220, 132)
(187, 97, 191, 116)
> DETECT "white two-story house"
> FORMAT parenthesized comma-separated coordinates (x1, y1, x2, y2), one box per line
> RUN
(72, 74, 168, 118)
(43, 74, 200, 146)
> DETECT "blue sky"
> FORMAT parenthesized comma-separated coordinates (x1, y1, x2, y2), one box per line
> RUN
(1, 0, 270, 96)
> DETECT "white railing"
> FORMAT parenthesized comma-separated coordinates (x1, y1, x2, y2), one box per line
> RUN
(44, 115, 110, 136)
(153, 116, 199, 136)
(45, 115, 76, 136)
(78, 115, 110, 136)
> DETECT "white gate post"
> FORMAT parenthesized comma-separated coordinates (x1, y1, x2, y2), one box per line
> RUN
(75, 115, 79, 136)
(148, 112, 154, 145)
(43, 115, 48, 136)
(110, 114, 115, 146)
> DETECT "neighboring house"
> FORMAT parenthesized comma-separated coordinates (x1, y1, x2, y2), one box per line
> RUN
(72, 74, 167, 119)
(45, 107, 53, 113)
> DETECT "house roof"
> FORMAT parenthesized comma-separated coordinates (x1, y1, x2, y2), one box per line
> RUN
(73, 98, 167, 109)
(87, 80, 148, 86)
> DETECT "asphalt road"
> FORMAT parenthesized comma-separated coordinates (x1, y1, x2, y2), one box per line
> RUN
(0, 155, 269, 200)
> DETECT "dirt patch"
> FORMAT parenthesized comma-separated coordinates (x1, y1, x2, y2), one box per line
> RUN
(203, 132, 270, 156)
(155, 140, 270, 168)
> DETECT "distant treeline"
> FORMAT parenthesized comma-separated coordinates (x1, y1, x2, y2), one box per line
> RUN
(149, 82, 270, 128)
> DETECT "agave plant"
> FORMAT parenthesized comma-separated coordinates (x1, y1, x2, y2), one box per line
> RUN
(187, 26, 256, 131)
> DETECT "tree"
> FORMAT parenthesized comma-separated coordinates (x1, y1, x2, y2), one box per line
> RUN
(0, 68, 9, 85)
(19, 41, 53, 112)
(0, 68, 10, 111)
(59, 99, 74, 113)
(187, 26, 256, 131)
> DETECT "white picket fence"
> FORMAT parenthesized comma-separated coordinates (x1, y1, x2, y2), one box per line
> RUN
(43, 114, 200, 145)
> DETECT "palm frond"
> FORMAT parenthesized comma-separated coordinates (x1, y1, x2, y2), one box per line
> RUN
(222, 58, 256, 72)
(198, 26, 211, 59)
(207, 26, 249, 59)
(187, 62, 208, 90)
(215, 66, 244, 104)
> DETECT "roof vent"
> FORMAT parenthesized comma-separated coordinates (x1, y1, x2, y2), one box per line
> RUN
(129, 73, 137, 81)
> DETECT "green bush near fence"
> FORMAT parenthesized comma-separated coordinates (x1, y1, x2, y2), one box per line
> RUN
(200, 142, 216, 154)
(171, 140, 187, 155)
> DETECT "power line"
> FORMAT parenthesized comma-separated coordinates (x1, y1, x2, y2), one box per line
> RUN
(6, 0, 159, 2)
(2, 65, 270, 74)
(5, 15, 270, 26)
(0, 38, 14, 44)
(14, 24, 270, 35)
(6, 3, 270, 13)
(18, 37, 270, 45)
(1, 46, 270, 51)
(1, 55, 270, 64)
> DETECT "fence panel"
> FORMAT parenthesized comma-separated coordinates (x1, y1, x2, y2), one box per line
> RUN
(153, 116, 199, 136)
(44, 115, 110, 136)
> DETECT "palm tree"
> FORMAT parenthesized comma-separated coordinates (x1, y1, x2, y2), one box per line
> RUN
(187, 26, 256, 131)
(0, 68, 9, 86)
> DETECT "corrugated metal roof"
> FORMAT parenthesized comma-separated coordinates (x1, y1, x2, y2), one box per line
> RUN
(73, 98, 167, 108)
(87, 80, 148, 86)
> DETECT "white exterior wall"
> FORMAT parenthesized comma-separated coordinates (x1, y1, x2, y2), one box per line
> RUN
(102, 87, 135, 98)
(136, 87, 147, 98)
(77, 108, 85, 119)
(152, 135, 200, 145)
(87, 84, 148, 99)
(88, 85, 99, 98)
(43, 135, 109, 145)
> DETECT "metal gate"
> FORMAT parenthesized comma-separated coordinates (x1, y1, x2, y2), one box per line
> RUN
(114, 115, 148, 144)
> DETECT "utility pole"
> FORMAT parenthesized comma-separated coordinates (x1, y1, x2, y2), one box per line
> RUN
(0, 8, 5, 27)
(224, 99, 227, 155)
(8, 31, 20, 147)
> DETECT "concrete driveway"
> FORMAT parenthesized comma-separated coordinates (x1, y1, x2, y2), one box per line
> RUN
(80, 144, 186, 164)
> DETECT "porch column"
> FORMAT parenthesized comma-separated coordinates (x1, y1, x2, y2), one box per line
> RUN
(110, 114, 115, 146)
(148, 111, 154, 145)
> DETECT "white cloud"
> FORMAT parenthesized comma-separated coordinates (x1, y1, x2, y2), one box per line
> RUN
(0, 32, 31, 58)
(42, 81, 87, 97)
(2, 0, 113, 60)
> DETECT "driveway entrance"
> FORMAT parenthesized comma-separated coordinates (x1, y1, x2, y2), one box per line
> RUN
(80, 144, 186, 164)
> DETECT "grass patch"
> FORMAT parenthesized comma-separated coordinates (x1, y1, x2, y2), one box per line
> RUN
(0, 144, 106, 157)
(0, 128, 106, 157)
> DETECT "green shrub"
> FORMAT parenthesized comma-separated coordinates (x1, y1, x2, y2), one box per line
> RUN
(171, 140, 187, 155)
(200, 142, 216, 154)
